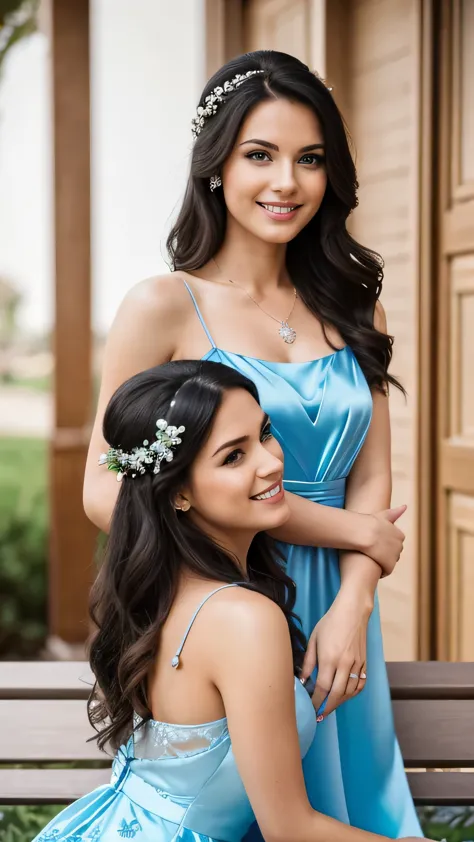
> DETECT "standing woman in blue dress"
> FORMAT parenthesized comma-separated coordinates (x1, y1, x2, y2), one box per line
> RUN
(84, 50, 422, 836)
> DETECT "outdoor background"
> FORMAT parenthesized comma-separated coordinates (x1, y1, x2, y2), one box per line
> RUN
(1, 0, 473, 839)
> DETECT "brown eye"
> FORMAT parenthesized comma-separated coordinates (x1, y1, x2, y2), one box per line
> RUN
(299, 153, 325, 167)
(223, 448, 244, 466)
(246, 151, 271, 162)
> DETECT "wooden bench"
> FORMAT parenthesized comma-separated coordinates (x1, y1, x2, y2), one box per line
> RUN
(0, 661, 473, 805)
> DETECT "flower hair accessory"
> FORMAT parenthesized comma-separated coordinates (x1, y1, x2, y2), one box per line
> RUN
(99, 419, 185, 482)
(191, 69, 265, 138)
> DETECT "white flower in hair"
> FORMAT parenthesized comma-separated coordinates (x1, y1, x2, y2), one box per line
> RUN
(191, 69, 265, 138)
(99, 417, 186, 481)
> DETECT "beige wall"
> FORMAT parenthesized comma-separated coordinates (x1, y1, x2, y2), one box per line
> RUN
(344, 0, 422, 659)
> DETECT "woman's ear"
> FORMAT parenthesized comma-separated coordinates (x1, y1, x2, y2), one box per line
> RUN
(174, 492, 191, 513)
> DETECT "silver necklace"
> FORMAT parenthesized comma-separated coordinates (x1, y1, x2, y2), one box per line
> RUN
(212, 260, 298, 344)
(228, 278, 298, 344)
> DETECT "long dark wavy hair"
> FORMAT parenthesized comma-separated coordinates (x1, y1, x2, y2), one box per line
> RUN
(167, 50, 402, 393)
(87, 360, 306, 752)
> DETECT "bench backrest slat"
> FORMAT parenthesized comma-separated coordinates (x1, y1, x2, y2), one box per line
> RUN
(0, 769, 110, 805)
(407, 772, 474, 806)
(393, 699, 474, 767)
(1, 661, 474, 805)
(0, 662, 93, 700)
(0, 700, 105, 761)
(387, 662, 474, 700)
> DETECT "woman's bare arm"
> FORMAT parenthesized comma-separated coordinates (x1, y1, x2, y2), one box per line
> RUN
(83, 276, 185, 532)
(338, 301, 399, 601)
(209, 589, 390, 842)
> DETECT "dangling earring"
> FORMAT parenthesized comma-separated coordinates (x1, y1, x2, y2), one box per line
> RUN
(210, 174, 222, 192)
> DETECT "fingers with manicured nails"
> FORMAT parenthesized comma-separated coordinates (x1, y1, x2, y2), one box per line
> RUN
(312, 663, 334, 714)
(355, 663, 367, 695)
(301, 631, 318, 681)
(344, 662, 361, 697)
(318, 663, 349, 716)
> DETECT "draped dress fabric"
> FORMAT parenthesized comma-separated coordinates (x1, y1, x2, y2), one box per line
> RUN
(182, 282, 422, 838)
(33, 584, 317, 842)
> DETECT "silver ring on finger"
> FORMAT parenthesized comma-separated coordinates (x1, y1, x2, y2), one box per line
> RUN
(349, 672, 359, 680)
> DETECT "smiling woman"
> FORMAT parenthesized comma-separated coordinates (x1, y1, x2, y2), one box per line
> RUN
(37, 359, 430, 842)
(82, 50, 421, 839)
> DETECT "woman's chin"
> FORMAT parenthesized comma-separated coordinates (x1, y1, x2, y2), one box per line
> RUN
(256, 499, 291, 532)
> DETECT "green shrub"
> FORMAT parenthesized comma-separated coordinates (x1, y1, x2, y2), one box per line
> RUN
(417, 806, 474, 841)
(0, 438, 48, 659)
(0, 804, 62, 842)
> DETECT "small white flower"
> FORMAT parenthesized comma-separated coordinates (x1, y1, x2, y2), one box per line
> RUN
(156, 419, 167, 431)
(98, 453, 108, 465)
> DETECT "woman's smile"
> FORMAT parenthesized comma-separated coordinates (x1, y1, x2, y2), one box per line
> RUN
(250, 479, 285, 503)
(256, 201, 303, 222)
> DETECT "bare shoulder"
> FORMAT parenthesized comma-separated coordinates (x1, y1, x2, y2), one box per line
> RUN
(203, 586, 290, 651)
(118, 272, 191, 323)
(374, 299, 388, 333)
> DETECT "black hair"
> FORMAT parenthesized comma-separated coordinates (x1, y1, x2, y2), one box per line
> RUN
(167, 49, 402, 393)
(87, 360, 306, 751)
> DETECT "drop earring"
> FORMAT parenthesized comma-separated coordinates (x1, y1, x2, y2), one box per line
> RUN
(210, 174, 222, 192)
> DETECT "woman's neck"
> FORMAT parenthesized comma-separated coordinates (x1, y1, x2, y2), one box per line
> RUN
(211, 219, 291, 297)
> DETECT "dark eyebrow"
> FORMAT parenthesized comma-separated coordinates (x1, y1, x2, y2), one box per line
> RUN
(212, 413, 270, 457)
(239, 139, 325, 153)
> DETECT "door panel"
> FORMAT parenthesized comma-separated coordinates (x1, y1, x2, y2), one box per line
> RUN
(437, 0, 474, 659)
(244, 0, 311, 64)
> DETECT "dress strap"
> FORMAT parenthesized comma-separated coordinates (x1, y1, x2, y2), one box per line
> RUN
(182, 279, 216, 349)
(171, 583, 242, 668)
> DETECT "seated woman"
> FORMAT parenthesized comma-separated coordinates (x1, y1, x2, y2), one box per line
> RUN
(35, 360, 430, 842)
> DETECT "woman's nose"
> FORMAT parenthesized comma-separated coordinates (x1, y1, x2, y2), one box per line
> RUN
(257, 447, 284, 479)
(271, 161, 298, 194)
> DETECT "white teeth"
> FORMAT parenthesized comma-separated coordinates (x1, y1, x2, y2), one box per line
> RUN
(254, 484, 281, 501)
(261, 204, 297, 214)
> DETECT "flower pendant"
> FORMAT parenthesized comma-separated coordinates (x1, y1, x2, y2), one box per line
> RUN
(279, 321, 297, 344)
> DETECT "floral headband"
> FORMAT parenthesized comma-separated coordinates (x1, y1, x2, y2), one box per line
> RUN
(99, 418, 185, 482)
(191, 68, 333, 139)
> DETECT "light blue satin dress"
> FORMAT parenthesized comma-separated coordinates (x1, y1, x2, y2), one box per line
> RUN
(34, 584, 317, 842)
(182, 283, 422, 838)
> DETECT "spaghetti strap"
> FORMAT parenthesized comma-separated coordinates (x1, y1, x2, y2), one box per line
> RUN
(171, 583, 243, 668)
(182, 279, 216, 349)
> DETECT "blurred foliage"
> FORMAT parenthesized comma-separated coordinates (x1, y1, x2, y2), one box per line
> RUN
(0, 0, 39, 74)
(0, 437, 48, 659)
(418, 806, 474, 841)
(0, 804, 62, 842)
(6, 374, 51, 392)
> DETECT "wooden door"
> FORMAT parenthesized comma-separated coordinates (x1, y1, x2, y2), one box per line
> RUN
(243, 0, 314, 65)
(436, 0, 474, 660)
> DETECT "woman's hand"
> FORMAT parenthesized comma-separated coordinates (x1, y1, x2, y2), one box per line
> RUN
(301, 589, 372, 717)
(358, 504, 407, 577)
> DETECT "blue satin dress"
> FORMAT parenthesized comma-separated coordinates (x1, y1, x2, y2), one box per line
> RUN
(34, 584, 317, 842)
(181, 283, 422, 838)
